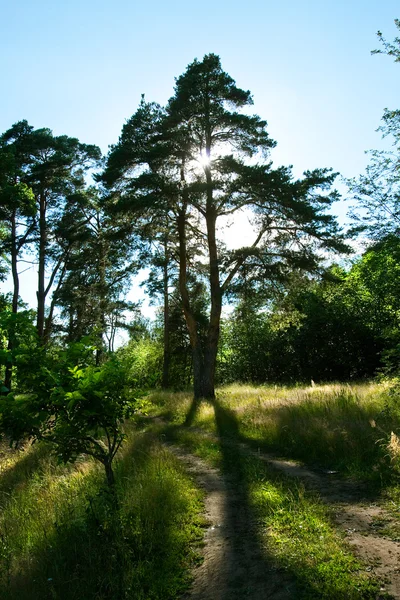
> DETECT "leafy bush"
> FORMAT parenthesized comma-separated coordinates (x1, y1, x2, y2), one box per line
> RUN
(0, 309, 38, 392)
(0, 340, 142, 487)
(118, 337, 163, 389)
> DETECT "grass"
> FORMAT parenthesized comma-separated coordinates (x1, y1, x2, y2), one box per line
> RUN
(149, 381, 399, 480)
(147, 382, 400, 598)
(159, 421, 378, 598)
(250, 457, 378, 599)
(0, 425, 205, 599)
(1, 381, 398, 598)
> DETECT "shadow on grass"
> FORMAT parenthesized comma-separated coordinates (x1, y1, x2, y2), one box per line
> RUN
(210, 398, 297, 599)
(224, 390, 399, 487)
(184, 396, 201, 427)
(172, 397, 380, 599)
(0, 443, 50, 501)
(0, 431, 203, 600)
(0, 389, 384, 600)
(0, 458, 121, 599)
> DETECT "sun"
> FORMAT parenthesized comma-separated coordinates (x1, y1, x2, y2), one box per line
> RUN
(197, 152, 210, 168)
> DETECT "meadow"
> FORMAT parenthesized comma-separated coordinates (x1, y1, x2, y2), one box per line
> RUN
(0, 425, 205, 599)
(1, 381, 400, 599)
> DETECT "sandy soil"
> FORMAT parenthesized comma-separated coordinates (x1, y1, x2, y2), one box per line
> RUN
(167, 434, 400, 599)
(168, 444, 297, 600)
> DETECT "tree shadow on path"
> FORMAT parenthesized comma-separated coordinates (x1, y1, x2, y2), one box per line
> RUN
(180, 395, 381, 600)
(181, 395, 298, 600)
(184, 397, 202, 428)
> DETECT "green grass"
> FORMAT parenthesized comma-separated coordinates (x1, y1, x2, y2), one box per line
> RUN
(149, 381, 399, 480)
(1, 381, 397, 599)
(147, 383, 399, 598)
(249, 463, 377, 599)
(0, 425, 205, 599)
(160, 423, 378, 599)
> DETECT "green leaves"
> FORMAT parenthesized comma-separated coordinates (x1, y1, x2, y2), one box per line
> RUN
(0, 334, 141, 485)
(349, 21, 400, 242)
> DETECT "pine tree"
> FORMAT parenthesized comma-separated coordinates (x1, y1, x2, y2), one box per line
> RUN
(105, 55, 348, 399)
(0, 121, 101, 341)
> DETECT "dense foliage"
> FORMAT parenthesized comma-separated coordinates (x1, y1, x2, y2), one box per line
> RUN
(102, 55, 348, 399)
(219, 235, 400, 383)
(0, 44, 398, 397)
(0, 334, 141, 486)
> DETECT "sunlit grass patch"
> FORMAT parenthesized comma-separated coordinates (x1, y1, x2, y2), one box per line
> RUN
(250, 464, 378, 599)
(0, 427, 205, 599)
(146, 382, 397, 596)
(160, 411, 379, 599)
(148, 391, 217, 431)
(147, 389, 193, 424)
(166, 426, 222, 467)
(213, 382, 394, 478)
(219, 382, 295, 408)
(116, 435, 205, 599)
(149, 382, 400, 479)
(194, 401, 218, 431)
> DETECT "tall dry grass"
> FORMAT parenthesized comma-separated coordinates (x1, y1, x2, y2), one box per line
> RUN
(150, 381, 397, 478)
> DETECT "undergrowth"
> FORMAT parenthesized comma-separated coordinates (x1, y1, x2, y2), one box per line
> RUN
(0, 425, 204, 599)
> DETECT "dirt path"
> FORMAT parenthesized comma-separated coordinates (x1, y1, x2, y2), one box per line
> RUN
(176, 435, 400, 598)
(252, 448, 400, 598)
(157, 417, 400, 598)
(167, 444, 297, 600)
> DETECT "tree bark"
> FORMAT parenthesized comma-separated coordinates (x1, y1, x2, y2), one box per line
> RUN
(104, 459, 115, 488)
(162, 236, 170, 389)
(96, 231, 108, 366)
(37, 191, 47, 340)
(198, 149, 223, 400)
(177, 147, 223, 400)
(43, 274, 62, 344)
(4, 211, 19, 392)
(192, 344, 204, 399)
(10, 212, 19, 315)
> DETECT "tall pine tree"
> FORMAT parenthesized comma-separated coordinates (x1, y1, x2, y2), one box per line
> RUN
(105, 55, 348, 399)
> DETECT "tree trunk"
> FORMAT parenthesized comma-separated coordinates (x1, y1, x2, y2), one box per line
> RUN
(177, 195, 205, 398)
(177, 155, 222, 401)
(4, 211, 18, 392)
(192, 344, 204, 399)
(162, 239, 170, 389)
(191, 342, 219, 400)
(202, 342, 219, 399)
(37, 191, 46, 340)
(104, 459, 115, 488)
(198, 156, 222, 400)
(43, 257, 69, 345)
(10, 212, 19, 315)
(96, 234, 108, 366)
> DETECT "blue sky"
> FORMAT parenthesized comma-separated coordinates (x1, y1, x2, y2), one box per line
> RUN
(1, 0, 400, 317)
(2, 0, 399, 176)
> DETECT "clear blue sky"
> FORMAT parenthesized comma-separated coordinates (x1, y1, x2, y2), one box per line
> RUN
(2, 0, 399, 177)
(1, 1, 400, 317)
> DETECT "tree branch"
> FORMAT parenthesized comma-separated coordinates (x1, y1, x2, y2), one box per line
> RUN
(221, 227, 266, 293)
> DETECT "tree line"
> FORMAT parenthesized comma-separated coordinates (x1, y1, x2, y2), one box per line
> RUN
(0, 23, 400, 480)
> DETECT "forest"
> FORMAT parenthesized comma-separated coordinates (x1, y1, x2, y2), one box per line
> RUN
(0, 19, 400, 600)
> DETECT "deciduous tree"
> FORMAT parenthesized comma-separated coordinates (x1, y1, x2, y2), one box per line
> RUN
(349, 20, 400, 240)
